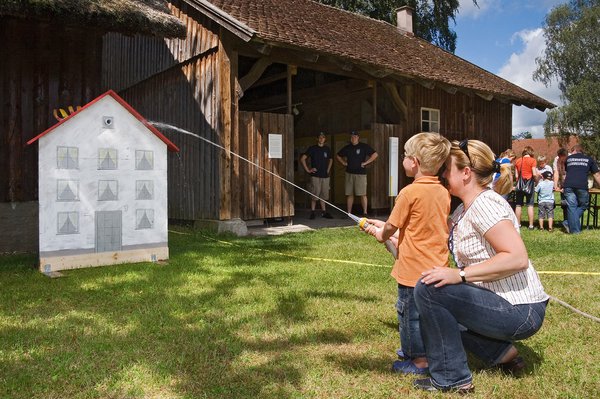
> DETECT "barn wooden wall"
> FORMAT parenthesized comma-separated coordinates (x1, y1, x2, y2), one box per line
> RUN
(239, 112, 294, 220)
(0, 18, 103, 252)
(409, 85, 513, 154)
(0, 18, 103, 203)
(102, 2, 224, 221)
(371, 123, 404, 210)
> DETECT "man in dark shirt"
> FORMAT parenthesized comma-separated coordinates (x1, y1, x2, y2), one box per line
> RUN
(562, 144, 600, 233)
(336, 131, 378, 216)
(300, 132, 334, 219)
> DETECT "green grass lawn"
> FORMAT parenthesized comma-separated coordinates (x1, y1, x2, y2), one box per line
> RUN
(1, 223, 599, 398)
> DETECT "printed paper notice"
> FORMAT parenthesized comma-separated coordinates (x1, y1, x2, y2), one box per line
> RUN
(268, 134, 283, 159)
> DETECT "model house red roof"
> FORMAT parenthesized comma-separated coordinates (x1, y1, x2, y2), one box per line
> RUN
(27, 90, 179, 152)
(197, 0, 554, 111)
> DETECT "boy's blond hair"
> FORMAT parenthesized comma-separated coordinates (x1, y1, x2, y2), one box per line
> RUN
(404, 132, 451, 175)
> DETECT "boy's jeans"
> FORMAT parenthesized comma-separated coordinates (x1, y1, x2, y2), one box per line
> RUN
(397, 284, 426, 359)
(564, 187, 589, 233)
(414, 281, 547, 390)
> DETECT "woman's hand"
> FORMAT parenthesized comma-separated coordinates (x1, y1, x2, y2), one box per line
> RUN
(421, 266, 461, 287)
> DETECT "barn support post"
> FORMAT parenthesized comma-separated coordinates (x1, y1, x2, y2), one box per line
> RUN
(217, 30, 232, 220)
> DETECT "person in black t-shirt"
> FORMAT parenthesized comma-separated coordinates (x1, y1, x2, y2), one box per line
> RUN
(300, 132, 334, 219)
(336, 131, 378, 216)
(562, 144, 600, 233)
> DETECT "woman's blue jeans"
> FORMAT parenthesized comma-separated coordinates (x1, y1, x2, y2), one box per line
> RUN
(414, 281, 547, 390)
(564, 187, 589, 234)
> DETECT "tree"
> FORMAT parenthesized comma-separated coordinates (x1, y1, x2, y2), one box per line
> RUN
(317, 0, 477, 53)
(512, 131, 533, 141)
(534, 1, 600, 159)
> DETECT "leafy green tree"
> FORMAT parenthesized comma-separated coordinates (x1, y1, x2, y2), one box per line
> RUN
(317, 0, 477, 53)
(534, 1, 600, 159)
(512, 131, 533, 141)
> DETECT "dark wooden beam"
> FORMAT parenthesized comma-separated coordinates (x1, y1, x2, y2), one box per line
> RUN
(237, 57, 272, 98)
(242, 78, 371, 112)
(383, 82, 408, 121)
(476, 92, 494, 101)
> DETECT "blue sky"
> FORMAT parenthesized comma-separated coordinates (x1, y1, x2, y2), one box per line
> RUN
(453, 0, 565, 137)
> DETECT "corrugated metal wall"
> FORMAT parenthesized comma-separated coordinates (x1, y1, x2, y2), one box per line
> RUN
(102, 2, 223, 220)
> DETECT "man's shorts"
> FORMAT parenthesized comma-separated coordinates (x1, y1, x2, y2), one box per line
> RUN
(309, 176, 330, 200)
(345, 173, 367, 196)
(538, 202, 555, 219)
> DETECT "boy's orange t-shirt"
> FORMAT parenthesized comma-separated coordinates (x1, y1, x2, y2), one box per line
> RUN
(388, 176, 450, 287)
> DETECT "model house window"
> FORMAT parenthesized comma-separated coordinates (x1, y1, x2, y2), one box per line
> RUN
(421, 108, 440, 132)
(57, 180, 79, 201)
(136, 209, 154, 229)
(136, 180, 154, 200)
(57, 212, 79, 235)
(98, 148, 118, 170)
(135, 150, 154, 170)
(98, 180, 118, 201)
(57, 146, 78, 169)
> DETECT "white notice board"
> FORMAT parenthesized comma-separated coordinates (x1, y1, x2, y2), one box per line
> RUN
(268, 134, 283, 159)
(389, 137, 399, 196)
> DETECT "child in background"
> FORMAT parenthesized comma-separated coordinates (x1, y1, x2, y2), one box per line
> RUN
(535, 171, 555, 231)
(537, 156, 552, 179)
(363, 132, 451, 375)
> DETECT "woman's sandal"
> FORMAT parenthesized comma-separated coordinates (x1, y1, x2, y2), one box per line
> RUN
(495, 356, 526, 375)
(414, 377, 474, 394)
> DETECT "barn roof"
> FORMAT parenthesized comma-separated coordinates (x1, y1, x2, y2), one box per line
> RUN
(0, 0, 187, 38)
(191, 0, 554, 111)
(27, 90, 180, 152)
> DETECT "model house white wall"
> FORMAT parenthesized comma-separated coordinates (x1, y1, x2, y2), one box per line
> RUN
(30, 91, 178, 272)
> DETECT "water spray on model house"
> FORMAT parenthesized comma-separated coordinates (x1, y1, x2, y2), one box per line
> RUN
(150, 121, 397, 258)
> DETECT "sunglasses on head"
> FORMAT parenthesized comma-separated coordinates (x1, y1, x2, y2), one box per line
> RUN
(459, 139, 472, 165)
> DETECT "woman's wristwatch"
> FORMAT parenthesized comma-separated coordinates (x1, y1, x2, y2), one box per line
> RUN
(459, 269, 467, 283)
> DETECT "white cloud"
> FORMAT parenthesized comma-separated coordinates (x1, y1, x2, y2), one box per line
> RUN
(497, 28, 561, 137)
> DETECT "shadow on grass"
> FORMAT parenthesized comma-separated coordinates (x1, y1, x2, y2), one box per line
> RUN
(0, 229, 371, 399)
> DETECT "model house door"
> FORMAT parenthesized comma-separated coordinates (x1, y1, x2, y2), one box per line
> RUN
(95, 211, 122, 252)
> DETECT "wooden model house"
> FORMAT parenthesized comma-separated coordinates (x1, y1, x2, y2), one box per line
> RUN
(27, 91, 179, 272)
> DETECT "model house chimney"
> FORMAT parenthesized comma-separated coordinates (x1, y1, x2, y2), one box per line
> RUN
(396, 6, 413, 35)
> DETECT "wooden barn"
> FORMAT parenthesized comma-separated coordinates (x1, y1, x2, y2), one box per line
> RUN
(101, 0, 554, 232)
(2, 0, 555, 251)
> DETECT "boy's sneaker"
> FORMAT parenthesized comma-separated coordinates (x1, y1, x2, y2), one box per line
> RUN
(391, 359, 429, 375)
(322, 212, 333, 219)
(396, 348, 405, 359)
(562, 220, 570, 233)
(309, 211, 315, 220)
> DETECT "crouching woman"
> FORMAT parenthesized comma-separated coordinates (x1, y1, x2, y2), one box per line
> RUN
(413, 139, 549, 393)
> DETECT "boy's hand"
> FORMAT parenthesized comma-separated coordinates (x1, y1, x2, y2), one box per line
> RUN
(365, 218, 385, 228)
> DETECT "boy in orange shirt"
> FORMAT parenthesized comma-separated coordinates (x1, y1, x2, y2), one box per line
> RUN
(365, 132, 451, 375)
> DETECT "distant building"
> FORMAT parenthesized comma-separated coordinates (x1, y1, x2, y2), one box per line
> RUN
(27, 91, 179, 273)
(512, 136, 578, 161)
